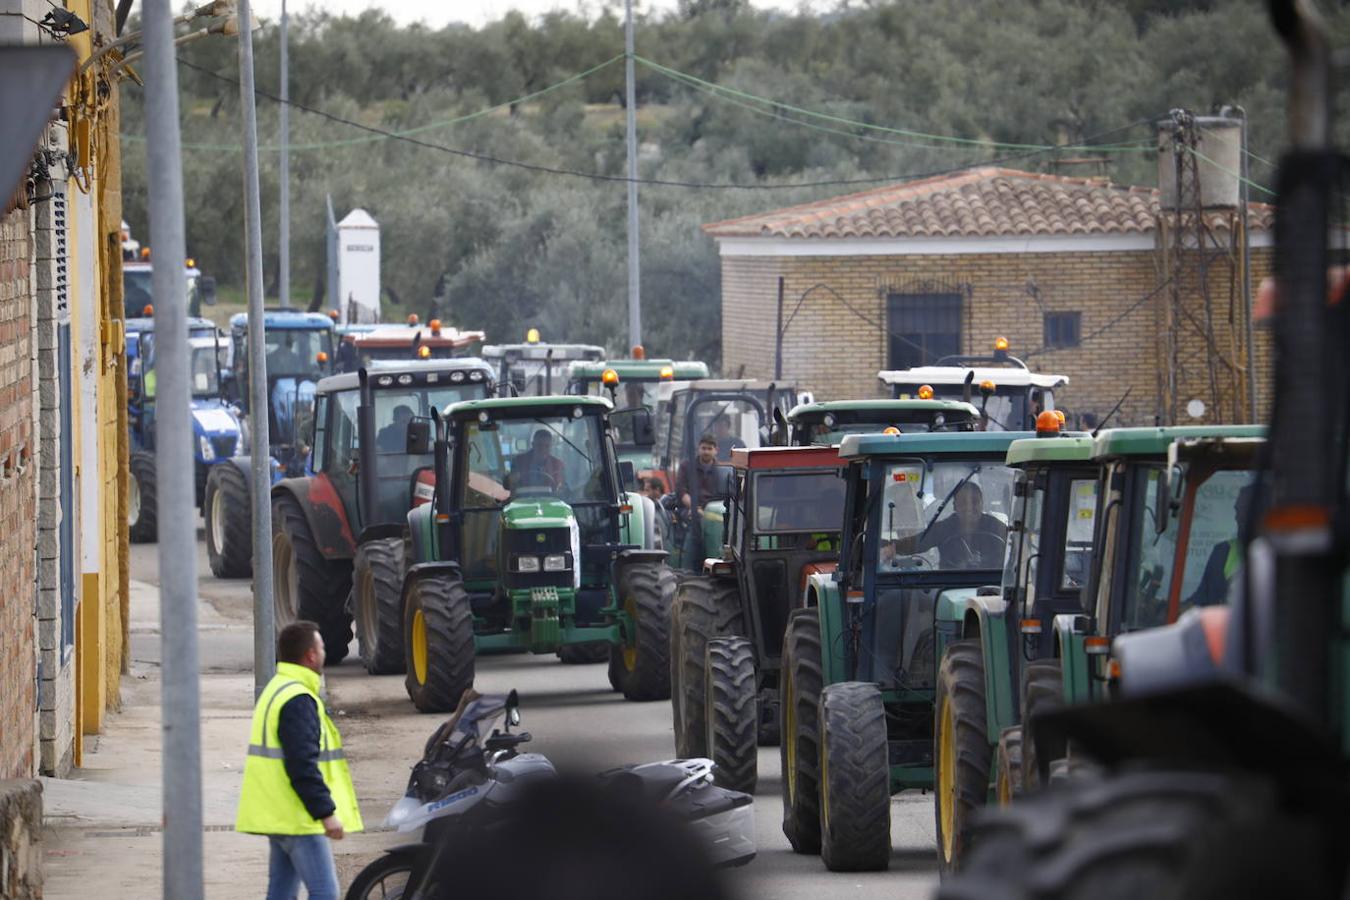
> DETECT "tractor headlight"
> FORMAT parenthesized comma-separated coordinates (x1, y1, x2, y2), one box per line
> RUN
(514, 555, 541, 573)
(543, 554, 569, 572)
(199, 435, 215, 461)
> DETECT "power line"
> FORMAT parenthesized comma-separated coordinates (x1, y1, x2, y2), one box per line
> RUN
(167, 55, 1158, 191)
(1185, 144, 1276, 197)
(1024, 276, 1174, 359)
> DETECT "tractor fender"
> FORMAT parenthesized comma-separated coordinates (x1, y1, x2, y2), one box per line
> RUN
(804, 571, 847, 685)
(406, 502, 437, 566)
(798, 561, 837, 599)
(620, 491, 654, 550)
(401, 560, 463, 598)
(613, 548, 668, 569)
(221, 456, 253, 494)
(356, 523, 405, 545)
(936, 587, 1014, 742)
(271, 473, 357, 561)
(1052, 612, 1094, 705)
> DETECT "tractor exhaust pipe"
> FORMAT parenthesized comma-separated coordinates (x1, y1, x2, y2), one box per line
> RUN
(431, 407, 453, 560)
(357, 368, 378, 529)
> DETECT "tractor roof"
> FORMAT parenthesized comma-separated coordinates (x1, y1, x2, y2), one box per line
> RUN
(1005, 434, 1097, 466)
(125, 316, 218, 336)
(789, 398, 978, 420)
(730, 445, 843, 471)
(316, 358, 495, 394)
(344, 324, 485, 349)
(482, 343, 606, 361)
(1091, 425, 1267, 460)
(877, 367, 1068, 390)
(445, 394, 613, 419)
(671, 378, 789, 393)
(229, 310, 334, 331)
(568, 359, 709, 381)
(839, 430, 1034, 460)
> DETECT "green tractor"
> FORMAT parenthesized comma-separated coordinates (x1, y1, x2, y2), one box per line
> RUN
(780, 398, 980, 445)
(267, 359, 496, 665)
(780, 430, 1027, 871)
(567, 357, 709, 474)
(401, 395, 673, 712)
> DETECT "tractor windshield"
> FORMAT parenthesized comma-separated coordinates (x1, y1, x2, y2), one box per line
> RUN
(266, 328, 332, 378)
(686, 398, 764, 462)
(753, 471, 846, 533)
(461, 414, 610, 508)
(188, 342, 221, 398)
(877, 460, 1017, 572)
(372, 385, 489, 455)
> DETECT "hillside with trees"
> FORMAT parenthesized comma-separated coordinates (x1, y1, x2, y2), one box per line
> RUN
(118, 0, 1350, 366)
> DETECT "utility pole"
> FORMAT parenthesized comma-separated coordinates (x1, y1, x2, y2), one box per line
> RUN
(141, 0, 203, 894)
(278, 0, 289, 309)
(238, 0, 275, 695)
(624, 0, 641, 350)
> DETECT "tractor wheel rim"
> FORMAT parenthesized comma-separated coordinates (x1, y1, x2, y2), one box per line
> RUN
(997, 757, 1013, 807)
(784, 664, 797, 802)
(209, 485, 226, 551)
(411, 608, 429, 686)
(939, 694, 957, 863)
(128, 474, 141, 525)
(622, 592, 638, 673)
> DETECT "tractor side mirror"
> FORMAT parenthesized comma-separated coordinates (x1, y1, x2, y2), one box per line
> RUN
(610, 407, 655, 447)
(200, 275, 217, 306)
(406, 418, 433, 455)
(617, 460, 637, 491)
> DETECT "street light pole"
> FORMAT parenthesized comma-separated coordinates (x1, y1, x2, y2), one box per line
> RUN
(278, 0, 289, 310)
(238, 0, 276, 695)
(624, 0, 641, 350)
(141, 0, 204, 894)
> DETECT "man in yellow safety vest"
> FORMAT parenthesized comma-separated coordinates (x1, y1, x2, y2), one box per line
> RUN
(236, 621, 363, 899)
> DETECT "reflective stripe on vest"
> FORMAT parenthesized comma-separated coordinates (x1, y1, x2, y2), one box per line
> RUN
(1222, 539, 1242, 580)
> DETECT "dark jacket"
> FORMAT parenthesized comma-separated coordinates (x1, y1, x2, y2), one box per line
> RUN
(675, 460, 722, 509)
(276, 694, 336, 820)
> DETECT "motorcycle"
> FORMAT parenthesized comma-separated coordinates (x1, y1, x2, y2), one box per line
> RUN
(345, 690, 755, 900)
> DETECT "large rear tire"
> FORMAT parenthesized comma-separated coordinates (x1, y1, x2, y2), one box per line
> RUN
(938, 771, 1328, 900)
(129, 451, 158, 543)
(705, 636, 757, 794)
(779, 607, 823, 854)
(670, 575, 743, 756)
(611, 561, 674, 701)
(354, 537, 406, 675)
(934, 639, 992, 874)
(995, 727, 1023, 807)
(272, 493, 353, 663)
(403, 574, 474, 713)
(818, 681, 891, 872)
(204, 463, 252, 578)
(1021, 657, 1065, 790)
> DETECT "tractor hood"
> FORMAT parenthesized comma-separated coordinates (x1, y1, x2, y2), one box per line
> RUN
(192, 404, 240, 437)
(501, 498, 576, 530)
(500, 498, 581, 589)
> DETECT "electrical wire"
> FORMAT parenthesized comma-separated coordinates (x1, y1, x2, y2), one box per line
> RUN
(1024, 276, 1174, 359)
(1185, 144, 1277, 197)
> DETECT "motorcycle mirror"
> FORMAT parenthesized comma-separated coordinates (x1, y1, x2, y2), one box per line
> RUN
(506, 689, 521, 727)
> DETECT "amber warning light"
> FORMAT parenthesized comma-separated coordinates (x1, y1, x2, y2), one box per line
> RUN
(602, 368, 620, 386)
(917, 384, 934, 400)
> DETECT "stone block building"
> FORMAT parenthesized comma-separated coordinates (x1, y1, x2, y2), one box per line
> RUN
(705, 167, 1272, 427)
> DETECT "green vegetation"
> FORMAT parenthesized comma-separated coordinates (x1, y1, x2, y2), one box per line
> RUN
(119, 0, 1350, 367)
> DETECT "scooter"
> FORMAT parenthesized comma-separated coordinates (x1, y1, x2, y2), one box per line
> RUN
(345, 690, 755, 900)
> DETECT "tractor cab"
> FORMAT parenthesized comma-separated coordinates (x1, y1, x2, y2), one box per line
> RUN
(401, 395, 671, 711)
(567, 357, 709, 471)
(877, 337, 1067, 432)
(126, 315, 223, 390)
(783, 398, 980, 446)
(121, 254, 216, 320)
(482, 333, 605, 396)
(335, 320, 486, 371)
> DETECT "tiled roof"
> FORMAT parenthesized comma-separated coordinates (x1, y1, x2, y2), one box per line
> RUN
(703, 167, 1273, 240)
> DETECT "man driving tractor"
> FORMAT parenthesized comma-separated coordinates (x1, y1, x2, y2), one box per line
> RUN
(508, 428, 566, 492)
(883, 480, 1007, 569)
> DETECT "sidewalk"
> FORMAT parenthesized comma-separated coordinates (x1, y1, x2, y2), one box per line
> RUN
(40, 576, 398, 899)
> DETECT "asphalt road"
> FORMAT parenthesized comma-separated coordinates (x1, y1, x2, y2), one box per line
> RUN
(130, 533, 941, 900)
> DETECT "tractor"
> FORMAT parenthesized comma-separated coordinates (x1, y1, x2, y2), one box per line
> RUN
(481, 331, 604, 396)
(126, 328, 242, 543)
(261, 359, 496, 671)
(400, 395, 672, 712)
(334, 319, 486, 371)
(877, 337, 1067, 432)
(941, 5, 1350, 896)
(780, 397, 980, 445)
(779, 429, 1028, 871)
(120, 223, 216, 320)
(202, 310, 335, 578)
(566, 356, 710, 472)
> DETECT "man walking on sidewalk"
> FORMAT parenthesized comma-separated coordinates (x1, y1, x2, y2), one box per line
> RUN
(236, 622, 364, 899)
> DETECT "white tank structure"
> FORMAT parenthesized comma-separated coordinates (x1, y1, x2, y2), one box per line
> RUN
(1157, 114, 1242, 210)
(336, 208, 381, 324)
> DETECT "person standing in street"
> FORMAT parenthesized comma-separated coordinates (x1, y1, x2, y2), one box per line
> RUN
(236, 622, 363, 900)
(675, 433, 724, 571)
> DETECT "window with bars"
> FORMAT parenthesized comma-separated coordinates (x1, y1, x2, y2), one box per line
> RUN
(886, 292, 962, 369)
(1043, 311, 1082, 349)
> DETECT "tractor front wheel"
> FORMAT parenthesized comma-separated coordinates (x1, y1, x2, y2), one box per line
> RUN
(1021, 657, 1065, 791)
(559, 642, 610, 664)
(779, 608, 823, 854)
(129, 451, 158, 543)
(705, 636, 757, 793)
(611, 561, 673, 702)
(272, 493, 352, 663)
(935, 639, 992, 874)
(670, 575, 743, 756)
(995, 727, 1024, 807)
(403, 574, 474, 713)
(354, 537, 406, 675)
(204, 463, 252, 578)
(818, 681, 891, 872)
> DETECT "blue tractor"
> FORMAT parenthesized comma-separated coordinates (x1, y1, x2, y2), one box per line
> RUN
(203, 310, 335, 578)
(126, 321, 243, 543)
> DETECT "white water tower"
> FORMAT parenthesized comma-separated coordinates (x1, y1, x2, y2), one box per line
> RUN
(335, 208, 380, 324)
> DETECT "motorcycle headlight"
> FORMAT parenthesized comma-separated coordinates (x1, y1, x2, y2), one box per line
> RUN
(543, 554, 569, 572)
(514, 555, 541, 574)
(199, 435, 215, 461)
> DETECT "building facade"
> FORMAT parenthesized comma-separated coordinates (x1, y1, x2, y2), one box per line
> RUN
(707, 167, 1272, 427)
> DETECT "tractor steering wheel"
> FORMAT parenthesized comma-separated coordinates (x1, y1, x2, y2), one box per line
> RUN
(936, 531, 1006, 570)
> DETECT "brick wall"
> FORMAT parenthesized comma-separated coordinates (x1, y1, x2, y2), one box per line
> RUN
(720, 242, 1274, 427)
(0, 207, 37, 781)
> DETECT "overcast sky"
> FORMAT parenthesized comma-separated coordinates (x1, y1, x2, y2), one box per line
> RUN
(247, 0, 835, 29)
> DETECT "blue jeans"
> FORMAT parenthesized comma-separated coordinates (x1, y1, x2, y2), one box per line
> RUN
(266, 833, 339, 900)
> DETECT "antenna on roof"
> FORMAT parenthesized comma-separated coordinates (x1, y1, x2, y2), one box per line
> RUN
(1091, 387, 1133, 438)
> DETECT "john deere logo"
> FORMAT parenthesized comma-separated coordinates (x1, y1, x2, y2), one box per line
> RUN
(536, 533, 546, 543)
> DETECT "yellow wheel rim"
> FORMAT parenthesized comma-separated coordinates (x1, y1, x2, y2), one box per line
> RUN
(411, 608, 429, 685)
(622, 592, 638, 672)
(997, 759, 1013, 807)
(938, 695, 957, 863)
(784, 664, 797, 801)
